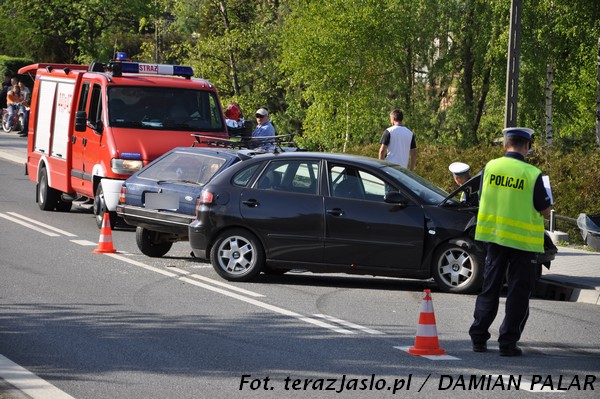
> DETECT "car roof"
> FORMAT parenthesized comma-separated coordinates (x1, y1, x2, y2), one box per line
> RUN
(253, 151, 390, 167)
(166, 146, 261, 161)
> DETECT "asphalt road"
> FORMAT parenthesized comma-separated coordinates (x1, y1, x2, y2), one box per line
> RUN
(1, 157, 599, 399)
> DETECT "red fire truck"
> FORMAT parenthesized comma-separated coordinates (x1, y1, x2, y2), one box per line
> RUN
(19, 58, 228, 227)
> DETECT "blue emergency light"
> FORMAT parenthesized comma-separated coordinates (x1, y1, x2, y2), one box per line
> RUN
(121, 152, 142, 160)
(112, 61, 194, 78)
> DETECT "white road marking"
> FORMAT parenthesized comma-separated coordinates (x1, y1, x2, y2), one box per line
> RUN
(394, 346, 460, 360)
(313, 314, 385, 334)
(0, 213, 60, 237)
(70, 240, 97, 246)
(167, 267, 265, 298)
(0, 152, 24, 164)
(178, 276, 355, 334)
(7, 212, 77, 236)
(1, 212, 377, 336)
(100, 253, 355, 334)
(105, 253, 179, 278)
(0, 354, 75, 399)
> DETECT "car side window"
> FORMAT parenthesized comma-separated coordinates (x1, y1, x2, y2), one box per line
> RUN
(329, 164, 386, 201)
(358, 170, 386, 200)
(256, 160, 319, 194)
(232, 164, 261, 187)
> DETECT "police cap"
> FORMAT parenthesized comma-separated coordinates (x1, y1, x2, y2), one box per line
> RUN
(502, 127, 534, 140)
(449, 162, 470, 176)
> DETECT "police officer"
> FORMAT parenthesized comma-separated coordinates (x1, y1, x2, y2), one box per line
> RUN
(449, 162, 471, 186)
(469, 127, 552, 356)
(449, 162, 479, 204)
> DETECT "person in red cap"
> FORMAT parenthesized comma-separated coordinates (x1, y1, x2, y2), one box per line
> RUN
(225, 103, 243, 128)
(469, 127, 552, 357)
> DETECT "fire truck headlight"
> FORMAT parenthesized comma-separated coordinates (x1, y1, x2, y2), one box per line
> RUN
(111, 158, 143, 174)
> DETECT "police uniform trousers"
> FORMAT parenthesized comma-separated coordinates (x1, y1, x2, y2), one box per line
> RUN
(469, 242, 537, 347)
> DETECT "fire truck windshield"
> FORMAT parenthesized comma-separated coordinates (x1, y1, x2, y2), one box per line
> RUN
(107, 87, 224, 132)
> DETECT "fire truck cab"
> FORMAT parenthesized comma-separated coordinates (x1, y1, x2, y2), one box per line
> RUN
(19, 58, 228, 227)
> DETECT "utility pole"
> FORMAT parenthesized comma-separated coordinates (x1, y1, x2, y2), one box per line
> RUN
(505, 0, 523, 128)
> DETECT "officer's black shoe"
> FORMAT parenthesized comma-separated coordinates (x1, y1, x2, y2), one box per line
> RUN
(18, 132, 27, 137)
(472, 341, 487, 352)
(499, 345, 522, 357)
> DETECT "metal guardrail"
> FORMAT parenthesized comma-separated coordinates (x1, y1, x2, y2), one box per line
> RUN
(549, 209, 577, 232)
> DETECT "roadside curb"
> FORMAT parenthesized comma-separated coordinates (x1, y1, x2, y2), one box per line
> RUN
(535, 278, 600, 305)
(537, 245, 600, 306)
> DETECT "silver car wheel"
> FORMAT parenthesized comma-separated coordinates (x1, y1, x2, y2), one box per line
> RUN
(437, 247, 473, 288)
(216, 235, 257, 276)
(432, 241, 484, 294)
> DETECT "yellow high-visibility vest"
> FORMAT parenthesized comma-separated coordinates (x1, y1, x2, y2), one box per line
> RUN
(475, 157, 545, 253)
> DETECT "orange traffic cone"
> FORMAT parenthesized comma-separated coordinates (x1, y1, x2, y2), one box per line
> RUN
(93, 213, 117, 254)
(408, 289, 446, 355)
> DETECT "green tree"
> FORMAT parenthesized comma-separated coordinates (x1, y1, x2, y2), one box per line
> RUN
(0, 0, 153, 63)
(281, 0, 417, 151)
(141, 0, 286, 120)
(520, 0, 600, 147)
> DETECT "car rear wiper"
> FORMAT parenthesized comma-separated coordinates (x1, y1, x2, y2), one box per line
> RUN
(156, 179, 201, 185)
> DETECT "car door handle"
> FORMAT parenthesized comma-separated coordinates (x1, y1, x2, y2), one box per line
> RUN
(82, 137, 87, 146)
(326, 208, 344, 217)
(242, 199, 259, 207)
(71, 136, 76, 144)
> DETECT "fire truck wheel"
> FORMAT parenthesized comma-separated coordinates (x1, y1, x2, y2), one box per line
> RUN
(136, 227, 173, 257)
(38, 167, 60, 211)
(94, 184, 117, 229)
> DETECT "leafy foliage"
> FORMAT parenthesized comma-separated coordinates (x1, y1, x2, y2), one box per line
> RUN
(0, 0, 598, 215)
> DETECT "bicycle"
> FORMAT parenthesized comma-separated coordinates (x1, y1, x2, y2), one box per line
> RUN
(2, 103, 25, 133)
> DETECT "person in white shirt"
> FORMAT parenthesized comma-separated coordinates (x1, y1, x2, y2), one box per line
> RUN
(378, 109, 417, 170)
(18, 81, 31, 103)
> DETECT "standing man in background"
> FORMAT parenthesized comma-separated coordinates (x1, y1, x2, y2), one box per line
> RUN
(378, 109, 417, 170)
(469, 127, 552, 357)
(252, 108, 275, 150)
(251, 108, 275, 138)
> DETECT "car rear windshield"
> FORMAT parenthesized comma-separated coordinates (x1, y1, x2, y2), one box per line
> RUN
(138, 151, 226, 185)
(108, 86, 224, 131)
(380, 165, 450, 205)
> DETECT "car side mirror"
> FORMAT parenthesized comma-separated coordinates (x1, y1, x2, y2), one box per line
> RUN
(75, 111, 87, 132)
(384, 191, 409, 207)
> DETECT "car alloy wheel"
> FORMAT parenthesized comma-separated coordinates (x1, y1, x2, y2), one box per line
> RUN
(432, 242, 483, 294)
(210, 228, 264, 281)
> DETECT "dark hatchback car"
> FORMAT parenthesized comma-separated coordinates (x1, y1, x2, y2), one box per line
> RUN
(188, 152, 555, 294)
(116, 147, 259, 257)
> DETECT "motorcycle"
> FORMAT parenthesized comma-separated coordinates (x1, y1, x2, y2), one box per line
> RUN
(2, 103, 26, 133)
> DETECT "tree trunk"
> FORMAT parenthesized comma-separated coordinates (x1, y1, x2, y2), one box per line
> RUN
(546, 61, 554, 146)
(596, 36, 600, 147)
(218, 0, 241, 97)
(343, 80, 354, 153)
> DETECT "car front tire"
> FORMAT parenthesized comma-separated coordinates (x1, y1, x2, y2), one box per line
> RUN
(432, 241, 484, 294)
(210, 228, 264, 281)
